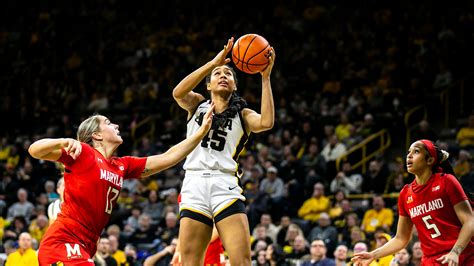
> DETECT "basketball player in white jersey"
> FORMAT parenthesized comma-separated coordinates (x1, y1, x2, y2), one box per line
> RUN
(172, 37, 275, 266)
(47, 177, 64, 225)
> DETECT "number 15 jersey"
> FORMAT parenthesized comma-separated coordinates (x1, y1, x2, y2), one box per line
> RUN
(184, 100, 249, 173)
(398, 173, 472, 258)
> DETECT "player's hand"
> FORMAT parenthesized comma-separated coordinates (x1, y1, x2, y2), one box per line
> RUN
(198, 102, 215, 135)
(63, 138, 82, 159)
(261, 47, 275, 78)
(210, 37, 233, 67)
(351, 252, 375, 266)
(436, 251, 459, 265)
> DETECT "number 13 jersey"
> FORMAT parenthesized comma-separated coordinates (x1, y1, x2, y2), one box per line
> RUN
(184, 100, 250, 173)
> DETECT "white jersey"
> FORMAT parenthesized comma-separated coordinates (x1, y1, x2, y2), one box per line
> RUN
(183, 100, 249, 173)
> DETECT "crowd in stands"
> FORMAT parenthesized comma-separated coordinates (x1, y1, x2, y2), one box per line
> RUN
(0, 0, 473, 265)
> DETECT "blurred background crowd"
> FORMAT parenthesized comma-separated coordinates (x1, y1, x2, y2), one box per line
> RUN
(0, 0, 473, 265)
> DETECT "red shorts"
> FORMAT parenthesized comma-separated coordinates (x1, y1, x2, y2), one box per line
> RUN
(38, 218, 98, 266)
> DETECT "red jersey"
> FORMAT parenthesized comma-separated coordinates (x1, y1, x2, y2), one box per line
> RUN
(39, 143, 146, 264)
(398, 173, 473, 260)
(204, 237, 224, 265)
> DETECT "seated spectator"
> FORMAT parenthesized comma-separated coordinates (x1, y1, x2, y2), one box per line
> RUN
(373, 232, 394, 266)
(128, 214, 156, 246)
(351, 241, 377, 266)
(330, 161, 363, 195)
(276, 215, 292, 246)
(155, 211, 179, 245)
(307, 212, 338, 255)
(390, 247, 411, 266)
(96, 236, 118, 266)
(456, 114, 474, 152)
(361, 195, 394, 235)
(285, 234, 309, 260)
(410, 241, 422, 266)
(333, 244, 349, 266)
(108, 234, 127, 266)
(44, 180, 59, 203)
(28, 214, 49, 243)
(339, 212, 361, 245)
(300, 142, 327, 176)
(5, 232, 38, 266)
(260, 166, 285, 201)
(410, 120, 438, 143)
(244, 179, 272, 231)
(252, 213, 279, 243)
(3, 216, 28, 242)
(282, 223, 304, 253)
(362, 160, 390, 194)
(6, 188, 34, 223)
(143, 237, 178, 266)
(140, 190, 164, 224)
(321, 135, 347, 178)
(300, 238, 336, 266)
(328, 190, 347, 219)
(251, 224, 274, 251)
(265, 244, 289, 266)
(453, 149, 471, 177)
(125, 205, 142, 232)
(298, 182, 331, 223)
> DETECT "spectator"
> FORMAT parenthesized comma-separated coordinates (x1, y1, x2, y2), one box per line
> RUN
(410, 241, 422, 266)
(301, 239, 336, 266)
(333, 244, 349, 266)
(260, 166, 285, 201)
(298, 182, 331, 223)
(5, 232, 38, 266)
(6, 188, 34, 223)
(28, 214, 49, 243)
(390, 247, 411, 266)
(308, 212, 338, 254)
(285, 234, 309, 260)
(3, 216, 28, 242)
(276, 215, 292, 246)
(362, 160, 389, 194)
(453, 149, 471, 177)
(155, 211, 179, 245)
(128, 213, 156, 246)
(330, 162, 363, 195)
(374, 232, 394, 266)
(96, 236, 118, 266)
(143, 237, 178, 266)
(140, 190, 164, 224)
(47, 177, 64, 225)
(252, 213, 279, 243)
(108, 234, 127, 266)
(411, 120, 438, 143)
(351, 241, 376, 266)
(361, 195, 394, 235)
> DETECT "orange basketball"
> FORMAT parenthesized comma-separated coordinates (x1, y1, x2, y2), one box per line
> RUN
(232, 34, 271, 74)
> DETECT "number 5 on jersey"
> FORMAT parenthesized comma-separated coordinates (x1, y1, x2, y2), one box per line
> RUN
(201, 129, 227, 151)
(422, 215, 441, 238)
(105, 186, 120, 214)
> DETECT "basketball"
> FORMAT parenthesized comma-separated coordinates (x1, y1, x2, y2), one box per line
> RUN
(232, 34, 271, 74)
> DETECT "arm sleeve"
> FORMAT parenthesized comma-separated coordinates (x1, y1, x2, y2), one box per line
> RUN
(398, 185, 409, 217)
(122, 156, 147, 179)
(444, 174, 468, 206)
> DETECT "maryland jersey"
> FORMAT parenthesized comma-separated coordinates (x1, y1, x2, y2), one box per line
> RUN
(184, 100, 249, 173)
(398, 173, 473, 260)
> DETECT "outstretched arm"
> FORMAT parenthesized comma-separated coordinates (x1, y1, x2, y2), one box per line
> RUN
(352, 216, 413, 265)
(172, 38, 234, 114)
(141, 103, 214, 178)
(29, 138, 82, 161)
(242, 48, 276, 133)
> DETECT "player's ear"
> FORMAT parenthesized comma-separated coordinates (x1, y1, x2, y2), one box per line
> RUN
(206, 83, 211, 91)
(426, 157, 435, 166)
(92, 132, 103, 141)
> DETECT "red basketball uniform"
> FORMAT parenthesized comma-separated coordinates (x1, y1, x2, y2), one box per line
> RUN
(38, 143, 146, 265)
(204, 237, 224, 266)
(398, 173, 474, 265)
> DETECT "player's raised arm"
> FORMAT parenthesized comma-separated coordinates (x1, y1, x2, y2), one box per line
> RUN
(28, 138, 82, 161)
(172, 37, 234, 114)
(242, 48, 275, 133)
(140, 102, 214, 178)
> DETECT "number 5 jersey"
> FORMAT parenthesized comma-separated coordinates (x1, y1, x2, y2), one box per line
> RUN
(398, 173, 473, 259)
